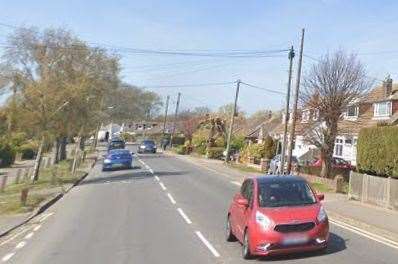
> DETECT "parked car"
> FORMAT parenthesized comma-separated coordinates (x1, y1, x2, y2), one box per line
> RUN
(102, 149, 133, 171)
(226, 175, 329, 259)
(269, 154, 299, 174)
(137, 140, 157, 154)
(310, 157, 354, 170)
(107, 138, 125, 152)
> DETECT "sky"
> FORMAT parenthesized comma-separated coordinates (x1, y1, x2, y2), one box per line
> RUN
(1, 0, 398, 114)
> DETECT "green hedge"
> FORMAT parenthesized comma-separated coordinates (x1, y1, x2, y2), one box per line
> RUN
(174, 145, 187, 155)
(0, 142, 16, 168)
(171, 136, 185, 146)
(357, 126, 398, 178)
(206, 147, 224, 159)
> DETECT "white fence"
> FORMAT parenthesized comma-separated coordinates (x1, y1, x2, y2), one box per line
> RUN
(349, 171, 398, 210)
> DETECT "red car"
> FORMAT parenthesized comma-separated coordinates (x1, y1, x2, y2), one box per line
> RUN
(226, 175, 329, 259)
(311, 157, 354, 170)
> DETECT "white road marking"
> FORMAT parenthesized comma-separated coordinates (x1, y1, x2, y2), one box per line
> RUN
(0, 226, 31, 246)
(177, 208, 192, 224)
(39, 212, 54, 222)
(15, 241, 26, 249)
(195, 231, 220, 258)
(230, 181, 241, 186)
(149, 168, 154, 174)
(24, 232, 34, 240)
(33, 225, 41, 232)
(1, 252, 15, 262)
(329, 218, 398, 250)
(154, 175, 160, 181)
(159, 182, 167, 190)
(167, 193, 176, 204)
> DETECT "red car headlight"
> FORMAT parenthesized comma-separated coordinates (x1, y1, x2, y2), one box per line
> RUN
(255, 211, 272, 230)
(317, 206, 328, 223)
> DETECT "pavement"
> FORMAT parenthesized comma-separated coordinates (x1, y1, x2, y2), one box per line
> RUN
(0, 145, 397, 263)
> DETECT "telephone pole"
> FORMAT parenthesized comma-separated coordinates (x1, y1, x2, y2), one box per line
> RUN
(280, 46, 295, 174)
(170, 92, 181, 148)
(162, 95, 170, 136)
(287, 28, 305, 174)
(225, 80, 241, 162)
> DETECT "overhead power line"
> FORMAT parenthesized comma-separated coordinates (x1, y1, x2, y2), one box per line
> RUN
(141, 81, 234, 89)
(240, 81, 286, 95)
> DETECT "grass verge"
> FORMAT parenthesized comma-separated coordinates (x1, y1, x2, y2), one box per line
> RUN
(227, 163, 263, 174)
(310, 182, 333, 193)
(0, 158, 90, 216)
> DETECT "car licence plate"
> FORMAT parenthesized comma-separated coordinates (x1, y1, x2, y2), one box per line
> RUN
(282, 235, 308, 246)
(112, 163, 123, 168)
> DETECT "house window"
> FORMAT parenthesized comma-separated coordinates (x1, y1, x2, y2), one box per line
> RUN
(346, 105, 359, 118)
(312, 109, 320, 121)
(301, 110, 310, 123)
(334, 138, 343, 156)
(374, 101, 392, 117)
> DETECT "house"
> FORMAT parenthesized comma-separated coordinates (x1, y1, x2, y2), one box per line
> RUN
(272, 76, 398, 165)
(335, 76, 398, 164)
(123, 121, 161, 133)
(245, 113, 282, 144)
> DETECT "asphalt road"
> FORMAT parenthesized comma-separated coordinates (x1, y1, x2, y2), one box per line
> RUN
(1, 145, 398, 263)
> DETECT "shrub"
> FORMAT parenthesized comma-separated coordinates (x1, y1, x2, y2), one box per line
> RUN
(171, 135, 185, 146)
(231, 135, 245, 151)
(120, 132, 136, 143)
(357, 126, 398, 178)
(0, 142, 16, 168)
(206, 147, 224, 159)
(20, 143, 37, 160)
(174, 145, 187, 155)
(192, 129, 208, 155)
(240, 136, 277, 163)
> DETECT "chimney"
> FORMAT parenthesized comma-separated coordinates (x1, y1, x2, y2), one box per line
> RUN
(383, 75, 393, 97)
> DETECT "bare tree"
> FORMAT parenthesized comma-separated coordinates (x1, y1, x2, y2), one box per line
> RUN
(301, 51, 371, 177)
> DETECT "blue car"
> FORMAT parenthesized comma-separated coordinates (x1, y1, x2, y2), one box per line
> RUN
(102, 149, 133, 171)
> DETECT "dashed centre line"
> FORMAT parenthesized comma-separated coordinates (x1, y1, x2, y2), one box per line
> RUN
(139, 157, 221, 258)
(167, 193, 176, 204)
(195, 231, 220, 258)
(177, 208, 192, 224)
(159, 182, 167, 190)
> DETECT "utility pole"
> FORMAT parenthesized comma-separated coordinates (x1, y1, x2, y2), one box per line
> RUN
(280, 46, 295, 174)
(287, 28, 305, 174)
(162, 95, 170, 136)
(225, 80, 241, 162)
(170, 92, 181, 148)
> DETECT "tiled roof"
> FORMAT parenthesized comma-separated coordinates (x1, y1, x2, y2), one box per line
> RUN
(364, 84, 398, 102)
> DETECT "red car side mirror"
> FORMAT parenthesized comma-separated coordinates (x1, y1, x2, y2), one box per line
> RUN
(317, 194, 325, 201)
(236, 198, 249, 207)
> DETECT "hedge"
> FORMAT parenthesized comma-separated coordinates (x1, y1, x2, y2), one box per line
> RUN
(174, 145, 187, 155)
(357, 126, 398, 178)
(171, 136, 185, 146)
(206, 147, 224, 159)
(0, 142, 16, 168)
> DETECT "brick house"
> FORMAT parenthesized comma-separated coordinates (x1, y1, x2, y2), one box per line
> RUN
(272, 76, 398, 165)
